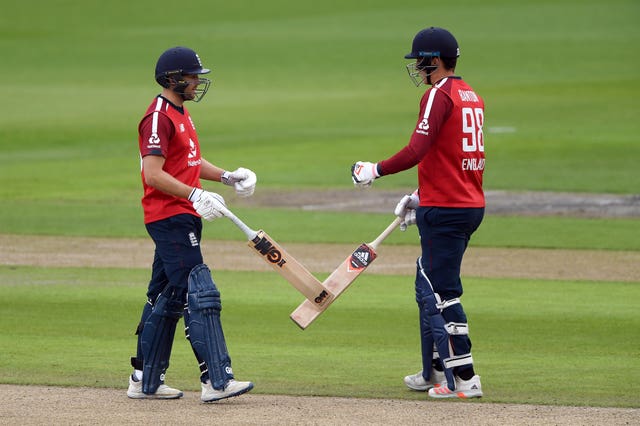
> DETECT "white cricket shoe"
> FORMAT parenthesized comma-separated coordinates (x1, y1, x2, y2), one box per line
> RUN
(404, 369, 445, 391)
(127, 374, 183, 399)
(428, 375, 483, 399)
(201, 379, 254, 402)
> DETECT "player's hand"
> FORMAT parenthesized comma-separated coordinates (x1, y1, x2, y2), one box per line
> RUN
(351, 161, 380, 187)
(398, 210, 417, 231)
(222, 167, 257, 197)
(189, 188, 227, 221)
(394, 190, 419, 231)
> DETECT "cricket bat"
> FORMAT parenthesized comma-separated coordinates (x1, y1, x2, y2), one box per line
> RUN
(219, 205, 334, 307)
(290, 216, 403, 329)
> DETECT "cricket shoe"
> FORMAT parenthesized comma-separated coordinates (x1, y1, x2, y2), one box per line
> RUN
(127, 374, 183, 399)
(201, 379, 254, 402)
(404, 369, 445, 391)
(428, 375, 482, 399)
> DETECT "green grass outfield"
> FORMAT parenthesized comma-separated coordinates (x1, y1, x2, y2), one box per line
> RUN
(0, 266, 638, 408)
(0, 0, 638, 410)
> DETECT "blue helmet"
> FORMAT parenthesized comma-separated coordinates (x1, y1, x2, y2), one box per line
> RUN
(405, 27, 460, 61)
(155, 47, 211, 101)
(405, 27, 459, 86)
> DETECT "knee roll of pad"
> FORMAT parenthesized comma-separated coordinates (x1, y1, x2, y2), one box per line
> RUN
(187, 264, 222, 312)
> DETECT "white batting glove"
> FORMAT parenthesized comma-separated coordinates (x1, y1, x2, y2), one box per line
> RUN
(188, 188, 227, 221)
(394, 190, 419, 231)
(351, 161, 380, 187)
(399, 210, 417, 231)
(222, 167, 257, 198)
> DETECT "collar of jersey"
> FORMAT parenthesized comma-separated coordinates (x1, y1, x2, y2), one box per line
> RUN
(158, 95, 185, 115)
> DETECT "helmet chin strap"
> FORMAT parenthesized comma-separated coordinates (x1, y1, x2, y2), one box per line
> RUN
(426, 71, 436, 85)
(420, 57, 438, 85)
(168, 77, 210, 102)
(163, 75, 190, 101)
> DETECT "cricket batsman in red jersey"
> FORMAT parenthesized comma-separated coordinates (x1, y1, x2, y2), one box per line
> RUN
(128, 46, 255, 402)
(351, 27, 485, 399)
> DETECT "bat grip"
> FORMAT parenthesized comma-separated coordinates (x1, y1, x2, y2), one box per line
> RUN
(369, 216, 403, 249)
(218, 205, 259, 241)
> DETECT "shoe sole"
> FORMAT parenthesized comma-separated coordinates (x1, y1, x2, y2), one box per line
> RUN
(428, 391, 482, 399)
(201, 383, 254, 403)
(404, 378, 441, 391)
(127, 391, 184, 400)
(405, 383, 431, 391)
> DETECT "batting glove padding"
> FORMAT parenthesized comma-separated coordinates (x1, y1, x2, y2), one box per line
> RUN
(190, 188, 227, 221)
(399, 210, 417, 231)
(394, 190, 419, 231)
(222, 167, 257, 198)
(351, 161, 380, 187)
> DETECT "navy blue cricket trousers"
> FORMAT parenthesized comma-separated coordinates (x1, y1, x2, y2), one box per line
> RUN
(144, 213, 204, 302)
(415, 206, 484, 371)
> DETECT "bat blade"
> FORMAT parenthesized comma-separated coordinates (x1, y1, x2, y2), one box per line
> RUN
(290, 243, 377, 329)
(248, 230, 334, 307)
(290, 217, 402, 329)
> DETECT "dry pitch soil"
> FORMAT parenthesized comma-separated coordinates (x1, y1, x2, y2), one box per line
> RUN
(1, 189, 639, 425)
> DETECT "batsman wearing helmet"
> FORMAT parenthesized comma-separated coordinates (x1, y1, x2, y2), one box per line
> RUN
(351, 27, 485, 399)
(127, 46, 256, 402)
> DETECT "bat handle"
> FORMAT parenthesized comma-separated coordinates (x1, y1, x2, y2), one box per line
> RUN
(218, 205, 259, 241)
(369, 216, 403, 249)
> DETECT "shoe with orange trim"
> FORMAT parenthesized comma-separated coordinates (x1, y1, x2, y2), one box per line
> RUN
(428, 375, 482, 399)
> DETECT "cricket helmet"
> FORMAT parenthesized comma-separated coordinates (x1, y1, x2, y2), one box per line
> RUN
(405, 27, 460, 60)
(405, 27, 459, 86)
(155, 46, 211, 102)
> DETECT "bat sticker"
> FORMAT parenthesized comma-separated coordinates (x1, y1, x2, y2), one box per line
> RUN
(290, 217, 402, 329)
(251, 233, 287, 267)
(348, 244, 376, 271)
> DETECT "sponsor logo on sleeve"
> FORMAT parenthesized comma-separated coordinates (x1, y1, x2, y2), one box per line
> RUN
(416, 118, 429, 136)
(147, 133, 161, 148)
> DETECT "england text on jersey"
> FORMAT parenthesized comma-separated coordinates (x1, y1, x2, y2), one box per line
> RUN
(462, 158, 485, 171)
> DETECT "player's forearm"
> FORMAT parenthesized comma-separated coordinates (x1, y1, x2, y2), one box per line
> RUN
(144, 169, 194, 199)
(378, 144, 421, 176)
(199, 158, 225, 182)
(198, 158, 258, 198)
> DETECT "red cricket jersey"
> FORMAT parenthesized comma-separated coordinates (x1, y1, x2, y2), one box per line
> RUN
(138, 96, 202, 224)
(378, 77, 485, 208)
